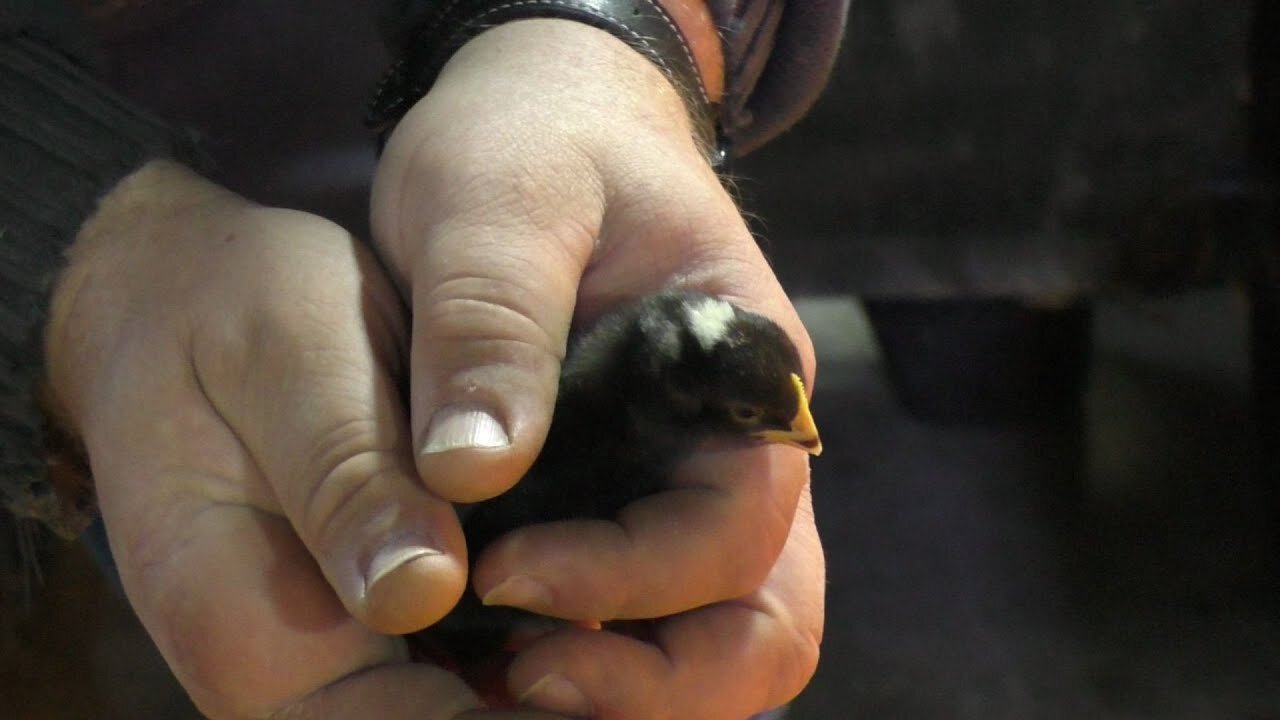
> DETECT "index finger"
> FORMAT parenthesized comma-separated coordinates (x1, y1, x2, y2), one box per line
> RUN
(471, 442, 811, 621)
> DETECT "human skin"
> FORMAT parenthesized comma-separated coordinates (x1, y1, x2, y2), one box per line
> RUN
(43, 18, 824, 720)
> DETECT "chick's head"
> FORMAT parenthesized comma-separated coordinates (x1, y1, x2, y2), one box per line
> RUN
(635, 292, 822, 455)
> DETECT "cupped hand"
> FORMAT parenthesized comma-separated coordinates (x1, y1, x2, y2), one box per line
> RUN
(371, 19, 824, 719)
(45, 160, 563, 720)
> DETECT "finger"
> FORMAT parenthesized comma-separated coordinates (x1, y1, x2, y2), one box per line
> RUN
(371, 71, 609, 505)
(196, 215, 468, 634)
(472, 443, 809, 621)
(400, 196, 599, 503)
(406, 228, 580, 503)
(506, 485, 826, 720)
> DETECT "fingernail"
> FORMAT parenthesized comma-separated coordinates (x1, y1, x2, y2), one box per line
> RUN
(421, 404, 509, 454)
(519, 673, 591, 716)
(365, 540, 442, 595)
(481, 574, 553, 610)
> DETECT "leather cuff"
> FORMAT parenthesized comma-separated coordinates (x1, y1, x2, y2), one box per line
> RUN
(367, 0, 725, 164)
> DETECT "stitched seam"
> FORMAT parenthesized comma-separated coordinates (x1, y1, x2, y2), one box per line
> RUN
(422, 0, 470, 39)
(637, 0, 711, 105)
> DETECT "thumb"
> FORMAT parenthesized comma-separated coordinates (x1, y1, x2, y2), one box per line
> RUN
(200, 211, 474, 635)
(367, 17, 614, 504)
(405, 220, 594, 503)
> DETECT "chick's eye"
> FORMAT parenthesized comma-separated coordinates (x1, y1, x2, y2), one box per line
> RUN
(729, 403, 765, 425)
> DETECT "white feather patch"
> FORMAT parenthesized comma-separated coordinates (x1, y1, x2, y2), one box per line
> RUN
(684, 296, 736, 351)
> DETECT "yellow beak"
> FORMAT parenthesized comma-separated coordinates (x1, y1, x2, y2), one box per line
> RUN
(755, 373, 823, 456)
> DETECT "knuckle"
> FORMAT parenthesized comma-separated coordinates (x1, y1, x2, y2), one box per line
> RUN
(295, 419, 403, 551)
(418, 274, 568, 364)
(233, 292, 354, 380)
(592, 567, 638, 621)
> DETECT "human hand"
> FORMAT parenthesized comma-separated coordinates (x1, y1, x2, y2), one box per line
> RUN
(45, 160, 565, 719)
(371, 19, 824, 719)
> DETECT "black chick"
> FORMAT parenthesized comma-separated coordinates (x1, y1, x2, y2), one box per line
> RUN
(413, 290, 822, 670)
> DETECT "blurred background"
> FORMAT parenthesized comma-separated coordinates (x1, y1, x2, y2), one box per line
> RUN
(4, 0, 1280, 717)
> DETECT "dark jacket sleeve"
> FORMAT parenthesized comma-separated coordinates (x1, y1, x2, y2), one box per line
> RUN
(714, 1, 849, 154)
(1, 0, 202, 536)
(380, 0, 850, 156)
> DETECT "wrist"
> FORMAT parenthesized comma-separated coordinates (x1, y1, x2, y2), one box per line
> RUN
(435, 18, 692, 126)
(368, 0, 724, 163)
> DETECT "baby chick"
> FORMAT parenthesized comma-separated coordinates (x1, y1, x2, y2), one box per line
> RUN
(413, 290, 821, 671)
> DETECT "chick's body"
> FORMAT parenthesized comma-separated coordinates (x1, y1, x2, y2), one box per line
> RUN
(419, 291, 821, 667)
(467, 293, 718, 548)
